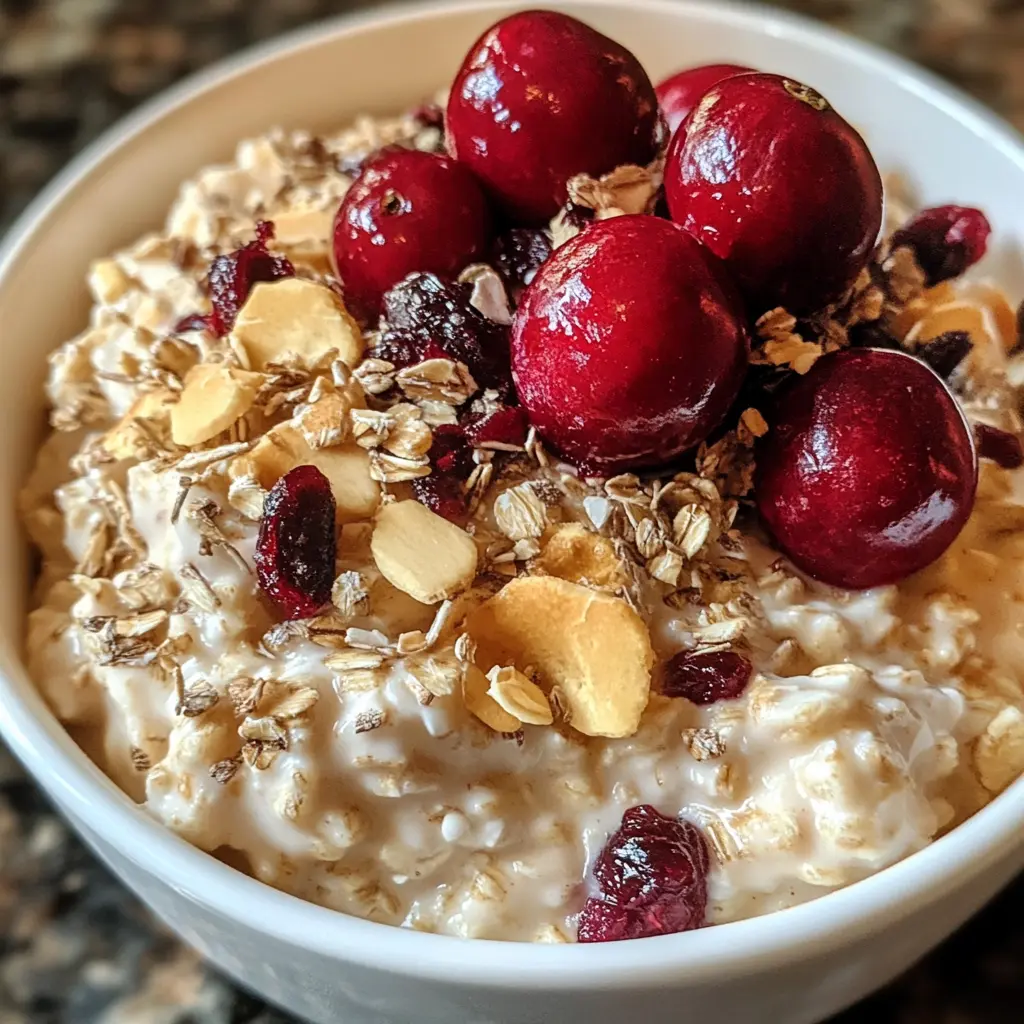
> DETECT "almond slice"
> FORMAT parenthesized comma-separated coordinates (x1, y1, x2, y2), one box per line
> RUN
(101, 388, 177, 458)
(463, 665, 521, 733)
(370, 500, 478, 605)
(245, 423, 379, 523)
(533, 523, 626, 589)
(170, 363, 263, 446)
(232, 278, 364, 370)
(486, 665, 553, 725)
(465, 576, 653, 738)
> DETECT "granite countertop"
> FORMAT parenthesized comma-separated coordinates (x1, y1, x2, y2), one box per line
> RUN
(3, 1, 1024, 1021)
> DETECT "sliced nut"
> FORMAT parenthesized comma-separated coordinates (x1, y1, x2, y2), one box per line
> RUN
(465, 576, 653, 738)
(170, 364, 263, 447)
(486, 665, 554, 726)
(232, 278, 364, 369)
(463, 665, 521, 733)
(101, 388, 177, 459)
(245, 423, 379, 523)
(493, 483, 546, 540)
(974, 705, 1024, 793)
(298, 389, 357, 449)
(370, 500, 479, 605)
(533, 523, 625, 589)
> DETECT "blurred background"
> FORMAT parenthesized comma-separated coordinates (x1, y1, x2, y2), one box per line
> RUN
(3, 0, 1024, 1021)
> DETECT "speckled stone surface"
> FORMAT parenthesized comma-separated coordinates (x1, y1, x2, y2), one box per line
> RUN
(3, 1, 1024, 1021)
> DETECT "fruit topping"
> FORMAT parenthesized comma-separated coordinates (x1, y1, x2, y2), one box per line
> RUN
(254, 465, 337, 620)
(376, 273, 513, 397)
(890, 205, 991, 286)
(975, 423, 1024, 469)
(578, 805, 710, 942)
(663, 650, 752, 705)
(491, 229, 553, 294)
(656, 62, 753, 133)
(206, 221, 294, 336)
(755, 348, 978, 589)
(511, 215, 749, 472)
(665, 73, 883, 315)
(332, 147, 492, 322)
(915, 330, 973, 380)
(446, 10, 659, 224)
(412, 424, 474, 523)
(463, 405, 529, 448)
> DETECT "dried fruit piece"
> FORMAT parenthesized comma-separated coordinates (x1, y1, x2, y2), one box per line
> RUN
(486, 665, 553, 725)
(255, 465, 336, 620)
(891, 205, 991, 286)
(246, 424, 379, 523)
(663, 650, 752, 705)
(207, 220, 295, 336)
(232, 278, 364, 370)
(916, 331, 973, 380)
(578, 805, 710, 942)
(170, 363, 263, 446)
(463, 665, 521, 733)
(975, 423, 1024, 469)
(371, 499, 479, 605)
(465, 576, 653, 737)
(464, 406, 529, 448)
(491, 229, 552, 293)
(534, 523, 626, 589)
(411, 424, 474, 523)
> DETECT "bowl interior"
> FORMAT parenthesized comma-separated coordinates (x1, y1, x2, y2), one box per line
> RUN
(3, 0, 1024, 984)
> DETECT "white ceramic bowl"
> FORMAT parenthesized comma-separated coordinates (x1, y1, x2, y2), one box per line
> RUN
(3, 2, 1024, 1022)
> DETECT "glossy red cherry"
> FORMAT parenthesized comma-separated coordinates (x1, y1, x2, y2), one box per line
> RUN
(332, 147, 492, 322)
(656, 62, 753, 134)
(755, 348, 977, 589)
(512, 215, 749, 473)
(890, 205, 991, 286)
(446, 10, 659, 225)
(665, 73, 883, 315)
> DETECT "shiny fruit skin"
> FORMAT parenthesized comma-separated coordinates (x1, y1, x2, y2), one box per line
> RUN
(511, 215, 750, 473)
(656, 62, 753, 134)
(446, 10, 660, 225)
(332, 147, 492, 322)
(755, 348, 978, 589)
(665, 73, 883, 315)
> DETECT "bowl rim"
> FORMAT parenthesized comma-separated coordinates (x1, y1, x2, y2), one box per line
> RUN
(3, 0, 1024, 988)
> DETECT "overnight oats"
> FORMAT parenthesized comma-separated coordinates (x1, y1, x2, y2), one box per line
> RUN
(20, 9, 1024, 943)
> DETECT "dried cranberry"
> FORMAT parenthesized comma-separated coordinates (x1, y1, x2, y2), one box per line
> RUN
(578, 805, 710, 943)
(205, 221, 294, 336)
(975, 423, 1024, 469)
(411, 102, 445, 129)
(891, 205, 991, 286)
(174, 312, 212, 334)
(663, 650, 752, 705)
(464, 406, 529, 448)
(491, 229, 553, 293)
(254, 465, 336, 620)
(380, 273, 513, 397)
(916, 330, 973, 380)
(412, 425, 474, 523)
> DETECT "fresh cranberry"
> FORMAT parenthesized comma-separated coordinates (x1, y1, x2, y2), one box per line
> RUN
(332, 148, 492, 323)
(412, 424, 474, 523)
(512, 215, 749, 472)
(663, 650, 752, 704)
(464, 406, 529, 448)
(891, 205, 991, 286)
(491, 229, 553, 294)
(203, 221, 295, 336)
(378, 273, 513, 397)
(446, 10, 659, 225)
(665, 73, 883, 315)
(656, 62, 753, 133)
(975, 423, 1024, 469)
(917, 330, 973, 380)
(755, 349, 977, 589)
(578, 805, 710, 943)
(254, 465, 336, 620)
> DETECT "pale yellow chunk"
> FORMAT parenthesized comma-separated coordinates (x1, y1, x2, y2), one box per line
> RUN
(101, 388, 177, 459)
(534, 523, 626, 589)
(370, 500, 478, 605)
(170, 363, 263, 446)
(974, 705, 1024, 793)
(232, 278, 364, 369)
(466, 576, 653, 738)
(247, 423, 379, 523)
(486, 666, 553, 726)
(464, 665, 521, 733)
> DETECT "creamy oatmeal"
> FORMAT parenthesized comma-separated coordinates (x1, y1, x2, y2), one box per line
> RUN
(20, 25, 1024, 943)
